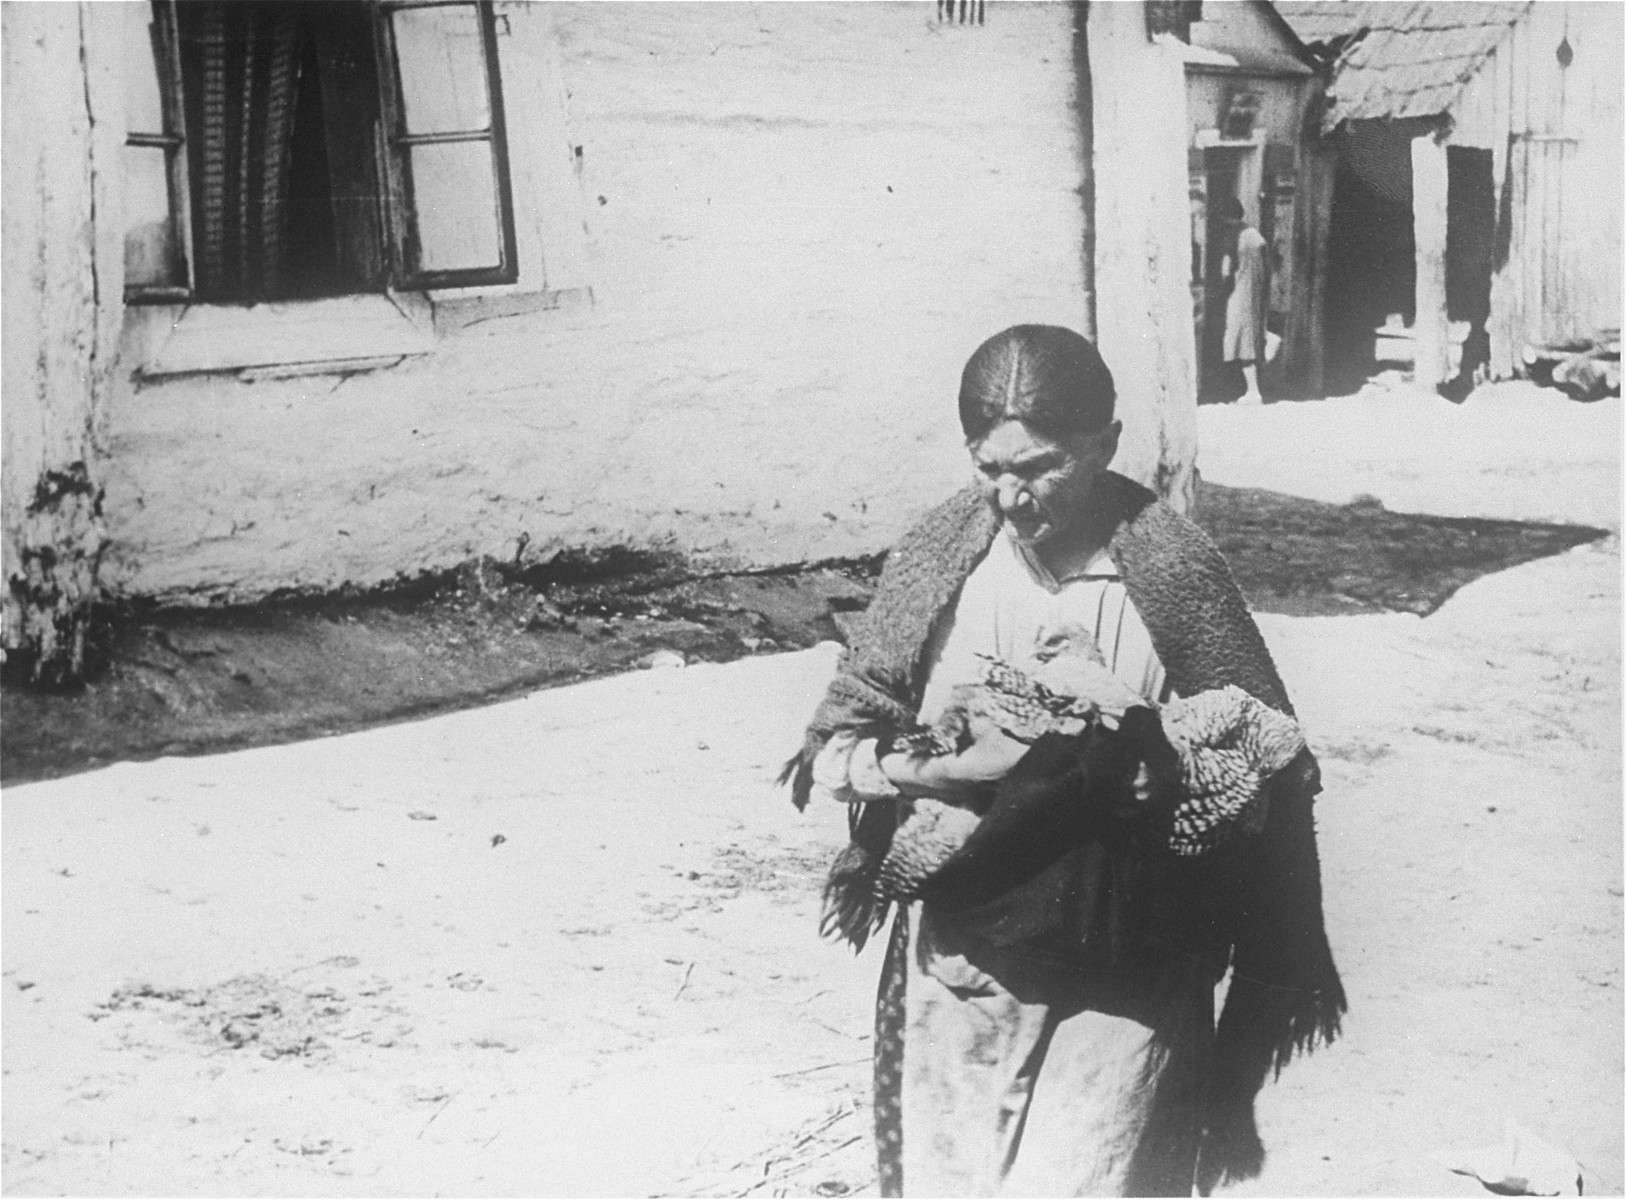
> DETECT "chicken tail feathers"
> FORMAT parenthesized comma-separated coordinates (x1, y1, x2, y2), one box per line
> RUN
(819, 799, 901, 951)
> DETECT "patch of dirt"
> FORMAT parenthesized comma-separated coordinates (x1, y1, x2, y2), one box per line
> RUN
(0, 562, 876, 786)
(86, 959, 414, 1061)
(1, 484, 1605, 785)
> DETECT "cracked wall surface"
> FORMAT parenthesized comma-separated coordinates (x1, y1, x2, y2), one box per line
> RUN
(99, 2, 1095, 606)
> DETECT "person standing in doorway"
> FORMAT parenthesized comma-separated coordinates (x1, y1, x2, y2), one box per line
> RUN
(1220, 196, 1268, 405)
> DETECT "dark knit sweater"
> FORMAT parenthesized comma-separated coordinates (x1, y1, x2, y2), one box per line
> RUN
(784, 471, 1345, 1187)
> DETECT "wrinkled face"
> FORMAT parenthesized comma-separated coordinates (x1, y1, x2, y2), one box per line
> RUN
(969, 419, 1120, 548)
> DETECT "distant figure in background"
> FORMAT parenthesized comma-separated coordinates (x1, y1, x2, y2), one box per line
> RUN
(1220, 196, 1268, 405)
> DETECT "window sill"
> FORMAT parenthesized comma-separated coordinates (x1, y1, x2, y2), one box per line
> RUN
(1194, 129, 1265, 149)
(133, 292, 436, 380)
(428, 284, 592, 334)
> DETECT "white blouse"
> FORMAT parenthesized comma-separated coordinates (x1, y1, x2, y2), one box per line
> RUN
(918, 529, 1168, 722)
(812, 529, 1169, 804)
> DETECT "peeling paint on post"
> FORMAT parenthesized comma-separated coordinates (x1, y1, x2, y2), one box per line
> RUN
(1, 2, 123, 686)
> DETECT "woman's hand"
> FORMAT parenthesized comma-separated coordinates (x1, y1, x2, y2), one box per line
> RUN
(879, 712, 1031, 801)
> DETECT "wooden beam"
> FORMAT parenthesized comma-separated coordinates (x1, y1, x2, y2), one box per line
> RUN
(1300, 145, 1336, 397)
(1412, 132, 1451, 388)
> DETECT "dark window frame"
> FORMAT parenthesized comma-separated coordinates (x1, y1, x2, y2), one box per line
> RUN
(124, 0, 518, 306)
(374, 0, 520, 290)
(125, 0, 196, 304)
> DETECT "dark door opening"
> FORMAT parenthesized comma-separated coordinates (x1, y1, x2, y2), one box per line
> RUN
(1320, 117, 1484, 395)
(1445, 145, 1496, 389)
(1195, 148, 1256, 404)
(1200, 161, 1240, 401)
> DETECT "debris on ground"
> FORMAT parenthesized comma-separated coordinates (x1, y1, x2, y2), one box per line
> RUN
(1437, 1119, 1585, 1197)
(1523, 330, 1621, 403)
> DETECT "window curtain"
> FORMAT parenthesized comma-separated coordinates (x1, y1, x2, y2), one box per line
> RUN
(180, 2, 300, 303)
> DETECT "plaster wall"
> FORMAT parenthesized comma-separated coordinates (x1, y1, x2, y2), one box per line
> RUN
(100, 1, 1096, 605)
(1186, 72, 1308, 147)
(1188, 0, 1314, 76)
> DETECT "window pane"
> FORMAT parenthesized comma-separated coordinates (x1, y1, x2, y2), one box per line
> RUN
(390, 5, 489, 134)
(124, 2, 167, 135)
(408, 140, 501, 272)
(124, 146, 178, 288)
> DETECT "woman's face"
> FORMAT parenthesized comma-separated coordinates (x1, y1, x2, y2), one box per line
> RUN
(969, 418, 1120, 547)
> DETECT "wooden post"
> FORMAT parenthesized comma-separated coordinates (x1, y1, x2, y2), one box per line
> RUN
(1087, 1, 1198, 514)
(1412, 131, 1451, 388)
(1299, 143, 1336, 397)
(1, 3, 123, 688)
(1071, 0, 1097, 345)
(1276, 80, 1333, 400)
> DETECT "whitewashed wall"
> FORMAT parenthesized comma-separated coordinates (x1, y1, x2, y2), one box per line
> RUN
(99, 1, 1098, 605)
(1, 3, 125, 676)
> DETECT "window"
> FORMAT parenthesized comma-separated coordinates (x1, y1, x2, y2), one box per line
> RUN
(124, 0, 192, 301)
(1219, 90, 1263, 142)
(124, 0, 517, 306)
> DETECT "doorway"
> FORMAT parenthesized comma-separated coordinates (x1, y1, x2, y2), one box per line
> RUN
(1192, 145, 1264, 403)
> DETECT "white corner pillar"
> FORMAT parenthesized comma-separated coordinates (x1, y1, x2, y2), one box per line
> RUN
(1411, 131, 1451, 388)
(1087, 2, 1198, 514)
(1, 1, 124, 686)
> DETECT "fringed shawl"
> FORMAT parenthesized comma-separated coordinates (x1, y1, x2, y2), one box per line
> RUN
(783, 471, 1345, 1187)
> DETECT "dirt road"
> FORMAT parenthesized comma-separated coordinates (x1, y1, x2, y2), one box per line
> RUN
(4, 382, 1620, 1196)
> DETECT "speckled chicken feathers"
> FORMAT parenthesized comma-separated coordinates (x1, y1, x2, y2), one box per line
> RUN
(1160, 685, 1306, 855)
(874, 799, 984, 902)
(890, 652, 1104, 758)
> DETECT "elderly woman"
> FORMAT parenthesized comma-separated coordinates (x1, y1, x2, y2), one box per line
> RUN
(784, 326, 1342, 1197)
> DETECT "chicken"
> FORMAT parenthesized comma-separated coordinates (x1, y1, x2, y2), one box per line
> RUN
(1159, 684, 1307, 855)
(873, 623, 1309, 898)
(888, 621, 1117, 758)
(873, 798, 984, 903)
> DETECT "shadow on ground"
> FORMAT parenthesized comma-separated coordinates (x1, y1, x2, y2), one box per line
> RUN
(1, 484, 1607, 785)
(1196, 485, 1607, 616)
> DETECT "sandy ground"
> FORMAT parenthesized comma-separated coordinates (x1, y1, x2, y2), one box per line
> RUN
(4, 381, 1621, 1197)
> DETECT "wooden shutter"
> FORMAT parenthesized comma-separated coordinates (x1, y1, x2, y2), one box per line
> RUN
(374, 0, 518, 289)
